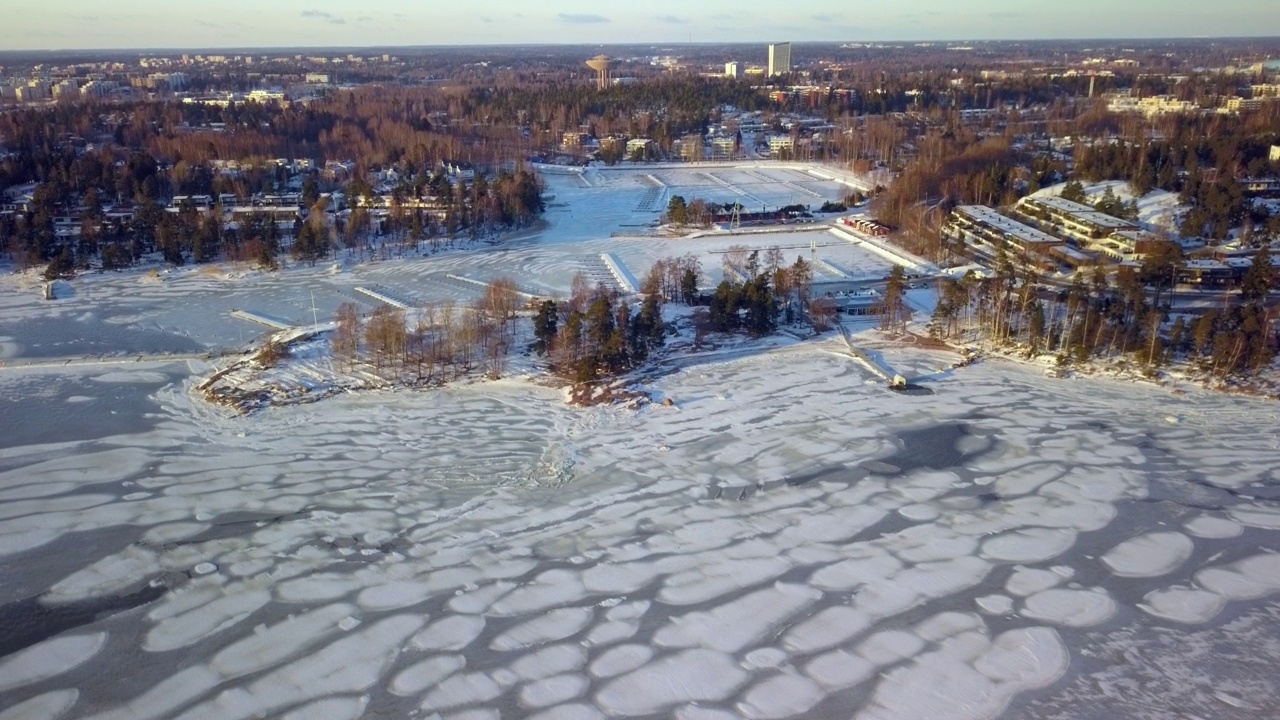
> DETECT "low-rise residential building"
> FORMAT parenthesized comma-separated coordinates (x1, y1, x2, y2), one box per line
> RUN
(438, 160, 475, 180)
(1241, 177, 1280, 196)
(1016, 196, 1137, 242)
(3, 182, 40, 211)
(599, 136, 625, 155)
(228, 206, 300, 223)
(841, 216, 891, 237)
(561, 132, 589, 151)
(257, 193, 303, 208)
(625, 138, 656, 159)
(945, 205, 1063, 255)
(677, 135, 703, 162)
(1090, 229, 1156, 262)
(322, 160, 356, 182)
(169, 194, 214, 210)
(1223, 97, 1274, 113)
(709, 136, 738, 160)
(247, 89, 286, 103)
(768, 135, 795, 157)
(1178, 258, 1246, 287)
(1106, 93, 1197, 117)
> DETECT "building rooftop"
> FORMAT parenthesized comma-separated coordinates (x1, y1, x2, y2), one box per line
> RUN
(1022, 196, 1136, 229)
(955, 205, 1062, 245)
(1024, 196, 1097, 215)
(1071, 211, 1135, 230)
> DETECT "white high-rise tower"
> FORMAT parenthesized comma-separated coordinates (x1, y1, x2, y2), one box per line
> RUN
(768, 42, 792, 76)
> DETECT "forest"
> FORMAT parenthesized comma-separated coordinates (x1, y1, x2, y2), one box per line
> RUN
(869, 107, 1280, 264)
(928, 245, 1277, 379)
(4, 164, 545, 274)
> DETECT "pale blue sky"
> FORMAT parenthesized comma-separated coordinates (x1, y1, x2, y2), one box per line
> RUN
(2, 0, 1278, 50)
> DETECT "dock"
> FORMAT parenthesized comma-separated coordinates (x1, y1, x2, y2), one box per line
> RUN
(837, 323, 908, 388)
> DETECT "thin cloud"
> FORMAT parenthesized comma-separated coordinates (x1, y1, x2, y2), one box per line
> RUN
(656, 15, 684, 24)
(558, 13, 610, 24)
(301, 9, 346, 25)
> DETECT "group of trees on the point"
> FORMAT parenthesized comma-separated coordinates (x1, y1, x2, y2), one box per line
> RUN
(533, 279, 666, 384)
(328, 276, 523, 383)
(708, 247, 818, 334)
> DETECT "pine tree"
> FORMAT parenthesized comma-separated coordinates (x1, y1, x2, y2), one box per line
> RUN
(882, 265, 908, 332)
(1027, 300, 1046, 357)
(1241, 246, 1273, 303)
(1060, 180, 1087, 203)
(709, 281, 740, 332)
(680, 267, 699, 304)
(533, 300, 557, 356)
(638, 293, 664, 353)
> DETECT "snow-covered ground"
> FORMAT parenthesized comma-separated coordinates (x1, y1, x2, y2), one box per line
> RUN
(2, 164, 1280, 720)
(0, 165, 879, 360)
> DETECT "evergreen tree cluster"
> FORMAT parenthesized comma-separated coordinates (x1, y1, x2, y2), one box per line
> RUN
(535, 287, 665, 384)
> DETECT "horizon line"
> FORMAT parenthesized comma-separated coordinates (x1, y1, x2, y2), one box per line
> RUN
(3, 35, 1280, 56)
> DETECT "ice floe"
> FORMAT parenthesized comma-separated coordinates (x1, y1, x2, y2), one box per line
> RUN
(1021, 589, 1117, 627)
(0, 689, 79, 720)
(0, 633, 106, 693)
(595, 649, 749, 716)
(1101, 532, 1194, 578)
(857, 627, 1068, 720)
(1139, 586, 1228, 624)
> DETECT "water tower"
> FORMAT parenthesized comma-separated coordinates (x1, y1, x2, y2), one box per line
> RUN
(586, 55, 615, 90)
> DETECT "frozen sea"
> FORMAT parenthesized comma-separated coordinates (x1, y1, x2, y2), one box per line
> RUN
(3, 165, 1280, 719)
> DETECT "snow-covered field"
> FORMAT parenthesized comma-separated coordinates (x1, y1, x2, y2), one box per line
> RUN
(2, 164, 1280, 720)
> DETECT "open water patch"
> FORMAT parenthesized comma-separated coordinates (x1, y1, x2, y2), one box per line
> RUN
(0, 584, 165, 660)
(705, 422, 992, 501)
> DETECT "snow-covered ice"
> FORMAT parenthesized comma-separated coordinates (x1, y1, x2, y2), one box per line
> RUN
(1101, 532, 1194, 578)
(1021, 588, 1118, 628)
(2, 165, 1280, 719)
(0, 633, 106, 693)
(595, 649, 749, 716)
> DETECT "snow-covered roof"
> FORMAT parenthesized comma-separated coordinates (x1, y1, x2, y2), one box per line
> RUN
(1024, 195, 1096, 215)
(954, 205, 1061, 245)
